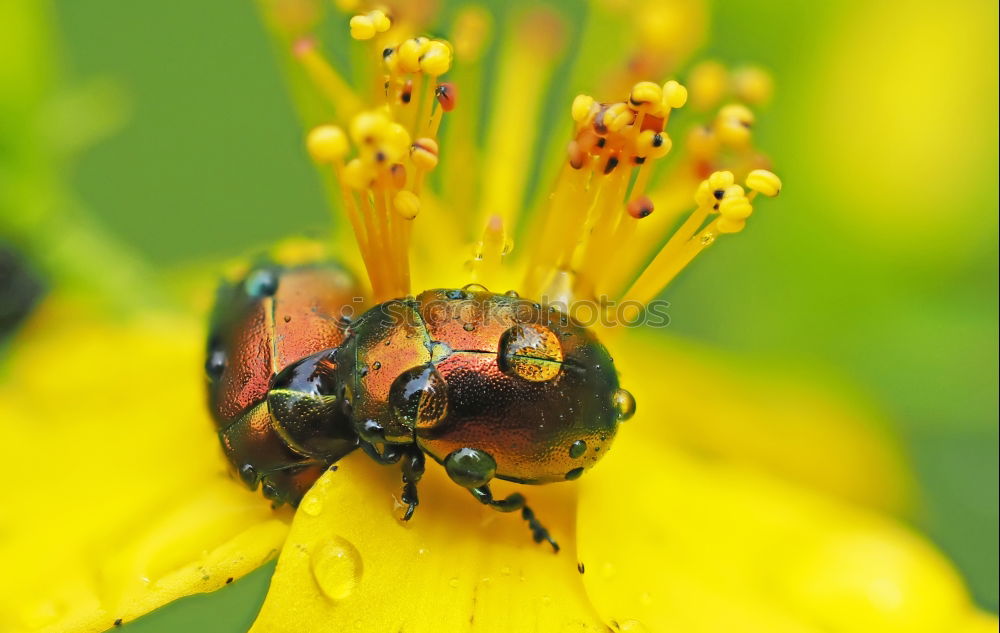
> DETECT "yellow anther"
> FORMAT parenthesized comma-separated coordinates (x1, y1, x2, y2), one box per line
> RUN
(718, 103, 755, 126)
(453, 7, 491, 63)
(393, 190, 421, 219)
(716, 216, 746, 234)
(398, 37, 429, 74)
(343, 158, 374, 189)
(628, 81, 662, 112)
(349, 110, 389, 146)
(715, 103, 755, 146)
(349, 15, 375, 40)
(732, 65, 773, 105)
(694, 180, 715, 208)
(572, 94, 596, 124)
(661, 80, 688, 109)
(410, 138, 440, 171)
(718, 186, 752, 220)
(349, 10, 390, 40)
(746, 169, 782, 197)
(604, 102, 634, 133)
(688, 60, 728, 110)
(419, 41, 452, 76)
(686, 125, 719, 158)
(635, 129, 672, 159)
(695, 171, 736, 207)
(708, 170, 736, 190)
(367, 9, 391, 33)
(382, 122, 412, 162)
(382, 48, 400, 74)
(306, 125, 349, 163)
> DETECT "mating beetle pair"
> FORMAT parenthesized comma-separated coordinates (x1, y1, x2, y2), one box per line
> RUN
(206, 261, 633, 550)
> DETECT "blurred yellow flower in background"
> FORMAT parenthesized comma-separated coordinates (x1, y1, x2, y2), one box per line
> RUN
(0, 0, 996, 632)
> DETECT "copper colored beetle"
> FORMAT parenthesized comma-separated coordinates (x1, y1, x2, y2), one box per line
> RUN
(206, 261, 634, 550)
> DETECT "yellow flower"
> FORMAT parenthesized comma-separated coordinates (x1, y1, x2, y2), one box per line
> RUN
(0, 1, 994, 633)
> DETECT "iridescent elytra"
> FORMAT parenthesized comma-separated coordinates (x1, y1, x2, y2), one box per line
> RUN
(206, 264, 634, 550)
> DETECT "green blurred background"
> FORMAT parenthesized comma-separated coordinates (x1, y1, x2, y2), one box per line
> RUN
(2, 0, 996, 629)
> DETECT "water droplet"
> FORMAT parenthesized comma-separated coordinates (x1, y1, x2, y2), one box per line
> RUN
(497, 323, 564, 382)
(504, 289, 520, 298)
(446, 289, 469, 300)
(612, 388, 636, 421)
(699, 233, 716, 245)
(205, 349, 226, 380)
(500, 565, 512, 576)
(239, 463, 258, 486)
(540, 594, 552, 606)
(387, 365, 449, 434)
(448, 577, 460, 588)
(310, 537, 363, 601)
(372, 361, 381, 371)
(462, 322, 476, 332)
(568, 440, 587, 459)
(619, 620, 650, 633)
(462, 283, 489, 293)
(301, 495, 324, 516)
(430, 340, 453, 362)
(565, 467, 584, 480)
(244, 269, 279, 297)
(501, 238, 514, 256)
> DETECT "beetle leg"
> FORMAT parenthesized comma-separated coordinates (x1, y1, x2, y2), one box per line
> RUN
(469, 485, 560, 553)
(400, 448, 425, 521)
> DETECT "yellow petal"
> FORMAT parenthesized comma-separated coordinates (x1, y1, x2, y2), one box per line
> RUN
(252, 451, 605, 633)
(613, 331, 912, 512)
(0, 300, 289, 632)
(577, 435, 980, 633)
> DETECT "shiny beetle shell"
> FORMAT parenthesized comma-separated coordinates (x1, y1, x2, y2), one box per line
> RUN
(334, 287, 622, 483)
(205, 261, 361, 505)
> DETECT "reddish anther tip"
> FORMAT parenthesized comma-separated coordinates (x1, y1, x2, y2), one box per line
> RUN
(293, 37, 315, 57)
(567, 141, 585, 170)
(435, 83, 457, 112)
(627, 196, 654, 219)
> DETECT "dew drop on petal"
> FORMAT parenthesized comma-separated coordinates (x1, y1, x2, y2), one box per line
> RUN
(612, 388, 636, 421)
(448, 577, 460, 588)
(310, 537, 363, 601)
(300, 494, 324, 517)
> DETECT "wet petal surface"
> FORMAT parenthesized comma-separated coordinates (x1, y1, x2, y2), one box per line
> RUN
(252, 451, 604, 633)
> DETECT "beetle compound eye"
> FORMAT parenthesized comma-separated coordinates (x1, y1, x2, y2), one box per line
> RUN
(387, 365, 449, 440)
(497, 323, 564, 382)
